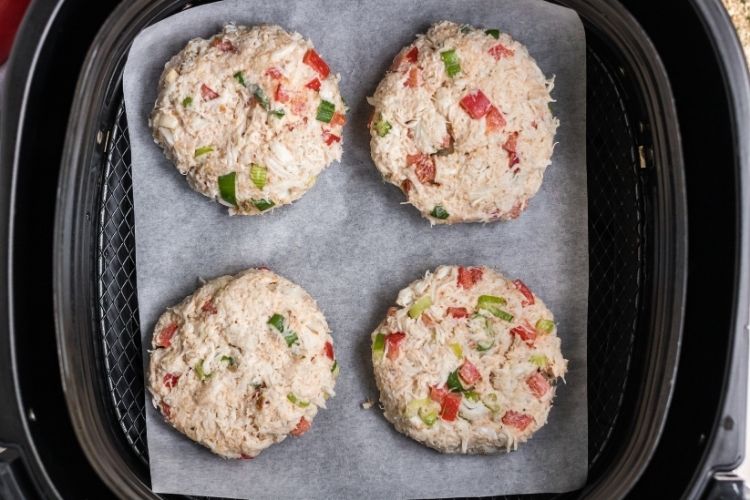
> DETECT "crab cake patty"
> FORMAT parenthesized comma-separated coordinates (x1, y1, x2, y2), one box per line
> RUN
(368, 21, 558, 224)
(150, 24, 346, 215)
(148, 268, 338, 458)
(371, 265, 566, 453)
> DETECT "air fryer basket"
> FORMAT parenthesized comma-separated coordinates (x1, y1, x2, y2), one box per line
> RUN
(54, 0, 686, 498)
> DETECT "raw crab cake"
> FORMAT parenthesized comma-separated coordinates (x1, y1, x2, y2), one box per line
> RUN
(150, 24, 346, 215)
(368, 21, 559, 224)
(148, 268, 339, 458)
(371, 265, 567, 453)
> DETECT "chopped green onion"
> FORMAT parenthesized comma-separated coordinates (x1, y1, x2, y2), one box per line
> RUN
(430, 205, 450, 219)
(331, 360, 340, 376)
(195, 359, 211, 381)
(372, 333, 386, 360)
(482, 392, 501, 412)
(374, 119, 392, 137)
(464, 390, 480, 402)
(283, 331, 299, 347)
(270, 108, 285, 118)
(408, 295, 432, 319)
(217, 172, 237, 206)
(447, 370, 464, 393)
(252, 198, 275, 211)
(530, 354, 548, 368)
(182, 96, 193, 107)
(440, 49, 461, 77)
(233, 71, 246, 86)
(476, 338, 495, 352)
(536, 319, 555, 334)
(287, 393, 310, 408)
(405, 398, 426, 417)
(250, 164, 267, 189)
(252, 85, 270, 110)
(195, 145, 214, 157)
(268, 313, 285, 332)
(316, 100, 336, 123)
(460, 24, 472, 33)
(491, 309, 514, 322)
(418, 406, 438, 426)
(221, 355, 238, 372)
(477, 295, 507, 308)
(450, 342, 463, 359)
(485, 29, 500, 39)
(405, 398, 439, 426)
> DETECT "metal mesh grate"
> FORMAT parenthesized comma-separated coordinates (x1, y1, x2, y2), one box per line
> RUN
(95, 46, 647, 487)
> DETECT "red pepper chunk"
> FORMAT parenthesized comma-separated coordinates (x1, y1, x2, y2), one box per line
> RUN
(527, 372, 550, 398)
(447, 307, 469, 319)
(460, 90, 492, 119)
(324, 341, 335, 360)
(240, 454, 254, 460)
(429, 385, 448, 403)
(201, 83, 219, 101)
(489, 43, 514, 60)
(406, 153, 436, 185)
(202, 299, 218, 315)
(513, 279, 535, 306)
(485, 106, 506, 133)
(459, 360, 481, 385)
(210, 37, 235, 52)
(163, 373, 180, 389)
(156, 322, 178, 348)
(385, 332, 406, 360)
(405, 46, 419, 63)
(401, 179, 413, 194)
(330, 112, 346, 126)
(303, 49, 330, 78)
(305, 78, 321, 91)
(502, 410, 534, 431)
(160, 402, 172, 419)
(503, 132, 520, 167)
(457, 266, 484, 290)
(323, 130, 341, 146)
(291, 417, 311, 436)
(440, 392, 462, 421)
(265, 67, 282, 79)
(274, 84, 290, 103)
(404, 67, 420, 88)
(511, 325, 537, 346)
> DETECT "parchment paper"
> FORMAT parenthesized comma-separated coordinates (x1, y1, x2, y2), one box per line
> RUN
(123, 0, 587, 497)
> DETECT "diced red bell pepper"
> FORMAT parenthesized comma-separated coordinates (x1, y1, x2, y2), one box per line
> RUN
(510, 325, 537, 346)
(291, 417, 311, 436)
(323, 130, 341, 146)
(404, 67, 420, 88)
(513, 279, 535, 306)
(460, 90, 492, 119)
(160, 402, 172, 419)
(459, 360, 481, 385)
(401, 179, 413, 194)
(240, 453, 254, 460)
(265, 67, 282, 79)
(502, 410, 534, 431)
(324, 341, 335, 360)
(503, 132, 520, 167)
(303, 49, 330, 78)
(406, 153, 436, 185)
(447, 307, 469, 319)
(163, 373, 180, 389)
(488, 43, 514, 60)
(485, 105, 506, 133)
(210, 37, 235, 52)
(507, 201, 524, 219)
(274, 84, 290, 103)
(305, 78, 321, 91)
(457, 266, 484, 290)
(440, 392, 462, 421)
(156, 322, 178, 348)
(385, 332, 407, 360)
(330, 112, 346, 126)
(429, 384, 448, 403)
(202, 299, 218, 315)
(405, 46, 419, 63)
(527, 372, 550, 398)
(201, 83, 219, 101)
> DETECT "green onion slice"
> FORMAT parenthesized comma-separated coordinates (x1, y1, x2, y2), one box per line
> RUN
(446, 370, 464, 393)
(252, 198, 275, 211)
(440, 49, 461, 77)
(536, 319, 555, 334)
(331, 360, 340, 376)
(252, 85, 270, 110)
(372, 333, 386, 360)
(195, 359, 211, 381)
(477, 295, 507, 308)
(476, 338, 495, 352)
(250, 164, 267, 189)
(485, 29, 500, 39)
(195, 145, 214, 157)
(430, 205, 450, 219)
(270, 108, 285, 118)
(283, 331, 299, 347)
(182, 96, 193, 107)
(450, 342, 463, 359)
(233, 71, 246, 86)
(418, 406, 438, 426)
(316, 100, 336, 123)
(530, 354, 548, 368)
(482, 392, 501, 412)
(464, 390, 480, 402)
(287, 393, 310, 408)
(217, 172, 237, 206)
(374, 119, 392, 137)
(491, 309, 514, 322)
(408, 295, 432, 319)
